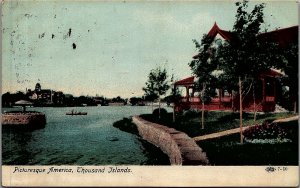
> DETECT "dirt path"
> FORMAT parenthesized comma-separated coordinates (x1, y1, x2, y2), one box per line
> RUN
(272, 115, 298, 123)
(193, 126, 252, 142)
(193, 115, 298, 142)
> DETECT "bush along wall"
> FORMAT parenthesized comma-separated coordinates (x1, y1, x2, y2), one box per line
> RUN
(112, 117, 139, 135)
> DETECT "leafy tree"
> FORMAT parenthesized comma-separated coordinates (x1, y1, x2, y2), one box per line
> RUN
(129, 97, 144, 106)
(217, 71, 239, 110)
(144, 93, 158, 111)
(129, 97, 138, 106)
(166, 74, 182, 122)
(215, 0, 282, 143)
(164, 74, 182, 106)
(143, 79, 158, 111)
(1, 91, 28, 107)
(190, 1, 283, 143)
(111, 96, 127, 105)
(2, 92, 12, 107)
(143, 67, 170, 118)
(164, 87, 181, 106)
(189, 35, 219, 129)
(281, 42, 298, 113)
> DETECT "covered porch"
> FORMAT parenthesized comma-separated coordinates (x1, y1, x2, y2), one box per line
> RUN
(173, 69, 282, 113)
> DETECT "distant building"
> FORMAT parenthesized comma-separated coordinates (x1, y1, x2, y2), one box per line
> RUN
(29, 93, 38, 100)
(39, 89, 52, 103)
(28, 83, 64, 104)
(35, 83, 41, 92)
(53, 91, 65, 105)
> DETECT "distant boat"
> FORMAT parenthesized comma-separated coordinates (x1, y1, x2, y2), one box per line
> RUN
(66, 111, 87, 115)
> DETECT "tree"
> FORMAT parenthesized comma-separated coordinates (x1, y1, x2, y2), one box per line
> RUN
(189, 35, 219, 129)
(167, 74, 182, 122)
(2, 92, 12, 107)
(217, 71, 239, 111)
(143, 67, 170, 118)
(215, 0, 281, 143)
(281, 42, 298, 113)
(190, 0, 282, 143)
(129, 97, 144, 106)
(144, 93, 158, 111)
(143, 78, 158, 112)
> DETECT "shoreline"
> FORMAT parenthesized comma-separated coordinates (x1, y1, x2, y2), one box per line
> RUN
(132, 116, 209, 165)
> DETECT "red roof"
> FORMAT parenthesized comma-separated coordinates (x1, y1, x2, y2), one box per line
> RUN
(193, 23, 298, 59)
(258, 26, 298, 48)
(207, 22, 234, 41)
(174, 76, 195, 86)
(259, 69, 283, 78)
(176, 69, 282, 87)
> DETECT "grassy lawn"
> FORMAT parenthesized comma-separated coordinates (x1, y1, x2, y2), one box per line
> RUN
(140, 110, 294, 137)
(140, 110, 297, 165)
(197, 120, 298, 165)
(112, 109, 298, 165)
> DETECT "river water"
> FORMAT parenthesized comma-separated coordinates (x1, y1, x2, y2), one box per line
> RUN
(2, 106, 170, 165)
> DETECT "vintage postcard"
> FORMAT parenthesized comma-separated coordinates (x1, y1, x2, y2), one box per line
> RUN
(1, 0, 299, 186)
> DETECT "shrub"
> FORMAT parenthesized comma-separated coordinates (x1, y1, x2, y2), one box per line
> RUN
(152, 108, 167, 117)
(182, 109, 199, 119)
(113, 118, 139, 135)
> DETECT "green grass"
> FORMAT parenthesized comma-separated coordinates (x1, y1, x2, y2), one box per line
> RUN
(141, 111, 298, 165)
(197, 120, 298, 165)
(141, 111, 294, 137)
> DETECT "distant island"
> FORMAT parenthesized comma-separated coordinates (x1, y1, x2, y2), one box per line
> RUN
(2, 83, 169, 108)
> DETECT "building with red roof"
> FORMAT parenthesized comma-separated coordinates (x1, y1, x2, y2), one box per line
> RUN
(174, 23, 298, 113)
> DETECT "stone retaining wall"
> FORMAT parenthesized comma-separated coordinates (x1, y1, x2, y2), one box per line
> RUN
(132, 116, 209, 165)
(2, 113, 46, 128)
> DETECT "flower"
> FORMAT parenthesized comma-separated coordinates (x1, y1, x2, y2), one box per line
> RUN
(243, 122, 287, 141)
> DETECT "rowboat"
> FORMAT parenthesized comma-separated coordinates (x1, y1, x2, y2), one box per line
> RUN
(66, 112, 87, 115)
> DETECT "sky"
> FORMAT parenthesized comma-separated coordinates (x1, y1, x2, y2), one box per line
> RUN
(2, 1, 298, 98)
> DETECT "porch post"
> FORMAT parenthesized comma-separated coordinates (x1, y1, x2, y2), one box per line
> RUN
(262, 78, 265, 102)
(219, 88, 222, 108)
(186, 86, 190, 102)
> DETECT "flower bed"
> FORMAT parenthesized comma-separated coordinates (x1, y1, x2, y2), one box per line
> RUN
(243, 121, 291, 144)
